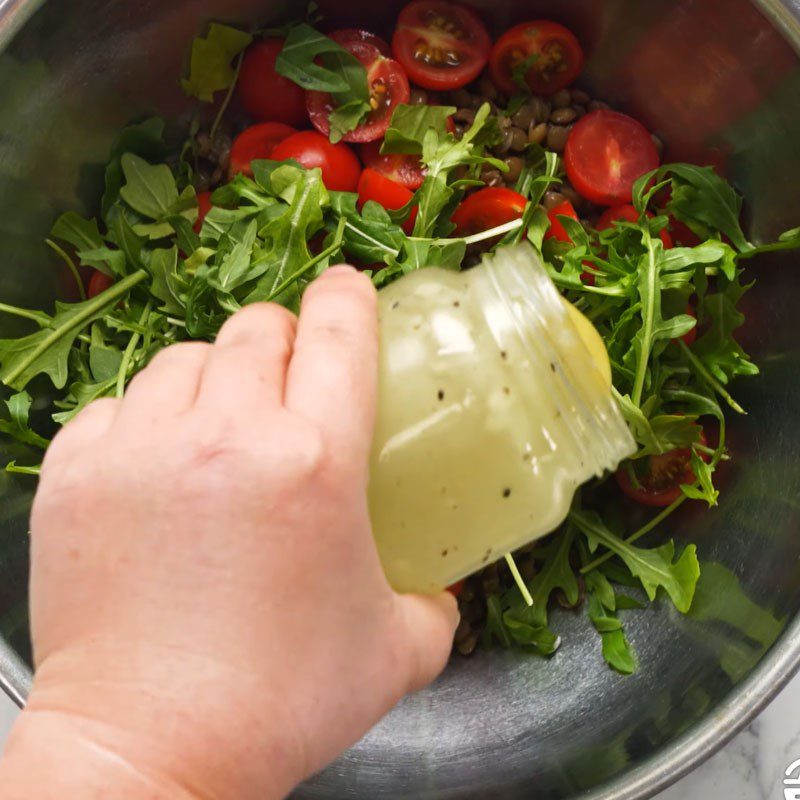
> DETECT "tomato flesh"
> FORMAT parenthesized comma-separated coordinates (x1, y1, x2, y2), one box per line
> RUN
(358, 168, 417, 233)
(229, 123, 296, 179)
(194, 191, 213, 234)
(392, 0, 491, 90)
(490, 21, 584, 97)
(596, 204, 674, 249)
(307, 43, 410, 143)
(450, 187, 527, 237)
(544, 199, 578, 243)
(361, 141, 426, 190)
(565, 110, 660, 206)
(270, 131, 362, 192)
(87, 270, 114, 299)
(238, 39, 308, 126)
(447, 580, 465, 597)
(330, 29, 392, 57)
(616, 431, 708, 507)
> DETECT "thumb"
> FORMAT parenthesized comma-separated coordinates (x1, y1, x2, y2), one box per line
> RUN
(394, 592, 460, 695)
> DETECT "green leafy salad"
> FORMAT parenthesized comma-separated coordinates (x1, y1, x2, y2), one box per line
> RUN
(1, 6, 799, 673)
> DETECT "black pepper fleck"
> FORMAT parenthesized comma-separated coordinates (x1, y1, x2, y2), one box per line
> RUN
(453, 300, 460, 308)
(550, 362, 557, 372)
(502, 487, 512, 498)
(391, 301, 400, 310)
(502, 386, 510, 395)
(441, 549, 449, 557)
(500, 350, 508, 360)
(437, 389, 445, 401)
(482, 548, 492, 563)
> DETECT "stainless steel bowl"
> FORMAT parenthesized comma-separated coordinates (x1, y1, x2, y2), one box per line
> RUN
(1, 1, 800, 797)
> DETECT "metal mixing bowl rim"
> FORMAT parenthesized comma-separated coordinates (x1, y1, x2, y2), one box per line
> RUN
(0, 0, 799, 797)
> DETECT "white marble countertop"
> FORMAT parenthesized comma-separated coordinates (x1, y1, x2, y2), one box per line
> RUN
(1, 673, 798, 797)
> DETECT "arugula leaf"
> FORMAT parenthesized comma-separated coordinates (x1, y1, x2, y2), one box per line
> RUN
(181, 23, 253, 102)
(382, 104, 458, 154)
(681, 452, 719, 506)
(276, 24, 369, 95)
(571, 509, 700, 612)
(584, 571, 637, 674)
(119, 154, 195, 229)
(0, 271, 147, 391)
(49, 212, 123, 277)
(328, 99, 372, 144)
(614, 389, 701, 456)
(0, 391, 48, 449)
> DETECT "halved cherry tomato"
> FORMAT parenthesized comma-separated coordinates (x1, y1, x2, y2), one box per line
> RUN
(490, 21, 584, 97)
(238, 39, 308, 126)
(544, 199, 578, 243)
(596, 204, 674, 249)
(194, 191, 213, 234)
(447, 580, 465, 597)
(270, 131, 362, 192)
(669, 217, 702, 248)
(307, 41, 410, 143)
(330, 28, 392, 57)
(229, 123, 297, 179)
(450, 187, 527, 237)
(681, 304, 697, 347)
(392, 0, 491, 91)
(565, 110, 660, 206)
(616, 431, 708, 507)
(361, 141, 426, 190)
(87, 270, 114, 298)
(358, 168, 417, 233)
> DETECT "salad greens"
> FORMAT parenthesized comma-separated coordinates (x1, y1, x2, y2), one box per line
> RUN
(1, 18, 799, 674)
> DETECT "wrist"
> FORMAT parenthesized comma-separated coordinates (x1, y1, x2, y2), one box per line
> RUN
(14, 644, 306, 800)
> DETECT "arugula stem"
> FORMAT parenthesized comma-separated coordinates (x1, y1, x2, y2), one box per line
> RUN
(737, 239, 800, 260)
(45, 239, 87, 301)
(677, 340, 746, 414)
(116, 302, 152, 398)
(576, 499, 687, 574)
(631, 234, 658, 406)
(0, 304, 50, 325)
(267, 218, 346, 302)
(2, 269, 148, 390)
(504, 553, 534, 606)
(210, 53, 244, 141)
(167, 317, 188, 328)
(461, 218, 523, 245)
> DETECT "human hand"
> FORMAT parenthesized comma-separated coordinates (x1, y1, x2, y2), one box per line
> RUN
(0, 266, 458, 800)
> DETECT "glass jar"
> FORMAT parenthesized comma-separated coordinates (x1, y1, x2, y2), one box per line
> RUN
(369, 244, 634, 594)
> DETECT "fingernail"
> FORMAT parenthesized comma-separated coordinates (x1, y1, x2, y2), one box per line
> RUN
(432, 591, 461, 633)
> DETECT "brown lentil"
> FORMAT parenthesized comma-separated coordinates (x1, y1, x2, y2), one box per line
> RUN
(552, 88, 572, 109)
(453, 107, 476, 126)
(543, 190, 568, 210)
(502, 155, 524, 183)
(511, 103, 537, 130)
(528, 121, 549, 145)
(588, 99, 611, 112)
(570, 88, 591, 105)
(409, 88, 429, 105)
(546, 124, 572, 153)
(550, 106, 578, 125)
(479, 166, 504, 186)
(572, 103, 587, 119)
(477, 76, 498, 103)
(508, 126, 528, 152)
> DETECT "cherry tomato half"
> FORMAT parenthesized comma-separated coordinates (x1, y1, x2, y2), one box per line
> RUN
(330, 28, 392, 58)
(307, 41, 410, 143)
(451, 187, 527, 237)
(392, 0, 491, 91)
(447, 580, 465, 597)
(616, 431, 708, 507)
(596, 204, 674, 249)
(229, 123, 297, 179)
(565, 110, 660, 206)
(361, 141, 426, 190)
(87, 270, 114, 298)
(270, 131, 362, 192)
(490, 21, 584, 97)
(194, 191, 213, 234)
(358, 168, 418, 233)
(544, 199, 579, 243)
(238, 39, 308, 126)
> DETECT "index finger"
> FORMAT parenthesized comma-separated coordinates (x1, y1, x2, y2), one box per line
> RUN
(284, 266, 378, 462)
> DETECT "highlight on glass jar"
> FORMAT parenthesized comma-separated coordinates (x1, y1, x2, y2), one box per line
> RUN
(368, 244, 636, 595)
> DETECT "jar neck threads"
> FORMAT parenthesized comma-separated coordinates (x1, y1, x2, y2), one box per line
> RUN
(479, 244, 635, 479)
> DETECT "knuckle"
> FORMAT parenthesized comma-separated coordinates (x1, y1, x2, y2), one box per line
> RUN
(217, 303, 297, 347)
